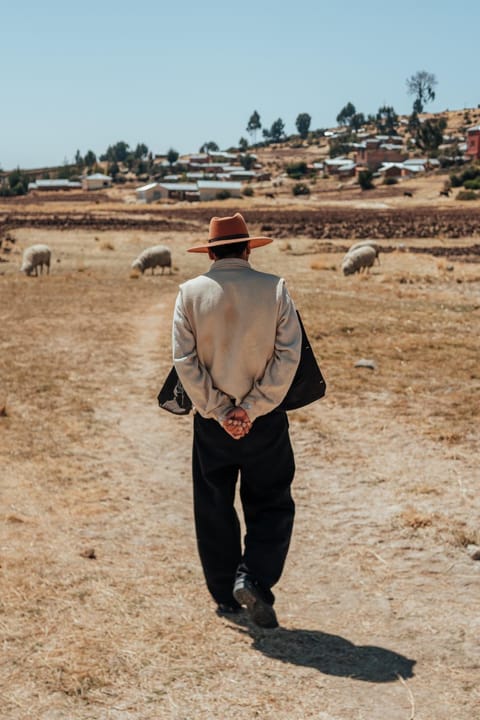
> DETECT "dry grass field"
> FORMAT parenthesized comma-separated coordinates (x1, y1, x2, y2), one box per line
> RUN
(1, 194, 479, 720)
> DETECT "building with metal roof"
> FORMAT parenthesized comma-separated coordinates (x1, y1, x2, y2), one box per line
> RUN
(82, 173, 112, 190)
(28, 179, 82, 191)
(136, 182, 161, 203)
(197, 180, 242, 200)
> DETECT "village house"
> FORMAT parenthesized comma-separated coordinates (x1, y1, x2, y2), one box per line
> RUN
(156, 182, 199, 201)
(466, 125, 480, 159)
(28, 179, 82, 192)
(377, 163, 404, 180)
(355, 138, 407, 170)
(323, 157, 356, 177)
(138, 179, 243, 203)
(197, 180, 242, 201)
(135, 182, 162, 203)
(82, 173, 112, 190)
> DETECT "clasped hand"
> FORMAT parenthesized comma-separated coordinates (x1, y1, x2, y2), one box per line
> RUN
(221, 407, 252, 439)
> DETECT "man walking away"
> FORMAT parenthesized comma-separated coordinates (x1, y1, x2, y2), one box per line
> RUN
(172, 213, 302, 628)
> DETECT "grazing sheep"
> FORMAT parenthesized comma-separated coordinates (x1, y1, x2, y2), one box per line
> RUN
(341, 245, 377, 276)
(131, 245, 172, 275)
(20, 244, 51, 276)
(347, 240, 381, 262)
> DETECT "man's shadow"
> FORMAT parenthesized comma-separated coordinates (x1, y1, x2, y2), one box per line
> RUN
(228, 620, 415, 682)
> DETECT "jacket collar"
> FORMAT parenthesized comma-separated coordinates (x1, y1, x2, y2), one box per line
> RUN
(210, 258, 251, 270)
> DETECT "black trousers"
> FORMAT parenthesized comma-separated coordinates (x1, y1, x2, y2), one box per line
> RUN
(192, 410, 295, 606)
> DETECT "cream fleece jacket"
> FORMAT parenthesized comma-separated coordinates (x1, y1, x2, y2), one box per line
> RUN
(172, 258, 302, 423)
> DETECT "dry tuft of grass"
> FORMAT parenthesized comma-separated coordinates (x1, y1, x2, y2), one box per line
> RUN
(450, 525, 480, 548)
(99, 240, 115, 251)
(399, 507, 435, 529)
(310, 259, 337, 271)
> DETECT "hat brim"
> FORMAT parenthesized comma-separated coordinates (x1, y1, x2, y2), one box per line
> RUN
(187, 236, 273, 253)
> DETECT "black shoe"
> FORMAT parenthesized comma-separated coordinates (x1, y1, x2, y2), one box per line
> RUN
(233, 577, 278, 629)
(216, 602, 242, 617)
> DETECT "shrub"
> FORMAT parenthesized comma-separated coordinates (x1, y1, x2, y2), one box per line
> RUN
(450, 166, 480, 187)
(286, 161, 308, 179)
(383, 176, 398, 185)
(242, 186, 254, 197)
(5, 169, 29, 196)
(216, 190, 231, 200)
(456, 190, 478, 201)
(358, 170, 374, 190)
(292, 183, 310, 196)
(464, 178, 480, 190)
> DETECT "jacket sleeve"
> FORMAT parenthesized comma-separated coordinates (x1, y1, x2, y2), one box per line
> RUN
(239, 281, 302, 422)
(172, 290, 233, 422)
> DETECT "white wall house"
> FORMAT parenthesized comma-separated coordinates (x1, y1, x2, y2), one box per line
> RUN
(135, 182, 161, 203)
(28, 179, 82, 191)
(82, 173, 112, 190)
(197, 180, 242, 201)
(157, 182, 199, 201)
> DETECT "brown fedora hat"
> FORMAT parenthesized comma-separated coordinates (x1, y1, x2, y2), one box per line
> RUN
(187, 212, 273, 253)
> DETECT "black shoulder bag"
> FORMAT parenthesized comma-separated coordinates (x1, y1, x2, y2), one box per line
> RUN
(277, 311, 326, 411)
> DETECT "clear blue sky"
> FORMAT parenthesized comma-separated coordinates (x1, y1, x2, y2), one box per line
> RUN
(1, 0, 479, 170)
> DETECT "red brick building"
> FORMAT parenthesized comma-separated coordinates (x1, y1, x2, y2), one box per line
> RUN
(355, 138, 407, 170)
(466, 126, 480, 159)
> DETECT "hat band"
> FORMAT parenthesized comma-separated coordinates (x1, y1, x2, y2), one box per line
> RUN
(208, 232, 249, 243)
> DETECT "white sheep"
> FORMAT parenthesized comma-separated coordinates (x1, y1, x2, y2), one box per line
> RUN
(131, 245, 172, 275)
(20, 244, 51, 276)
(347, 240, 381, 262)
(341, 245, 377, 276)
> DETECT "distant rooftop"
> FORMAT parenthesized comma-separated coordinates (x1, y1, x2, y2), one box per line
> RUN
(197, 180, 242, 189)
(85, 173, 112, 180)
(136, 182, 158, 192)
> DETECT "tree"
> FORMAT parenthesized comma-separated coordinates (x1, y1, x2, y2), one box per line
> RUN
(135, 160, 149, 176)
(74, 149, 83, 167)
(375, 105, 398, 135)
(108, 162, 120, 180)
(6, 168, 29, 196)
(167, 148, 179, 167)
(101, 141, 130, 163)
(269, 118, 286, 143)
(134, 143, 148, 159)
(295, 113, 311, 139)
(336, 102, 356, 126)
(406, 70, 437, 113)
(238, 137, 249, 151)
(414, 117, 447, 153)
(240, 154, 256, 170)
(199, 141, 219, 153)
(247, 110, 262, 144)
(350, 112, 366, 132)
(358, 169, 374, 190)
(407, 110, 420, 136)
(84, 150, 97, 167)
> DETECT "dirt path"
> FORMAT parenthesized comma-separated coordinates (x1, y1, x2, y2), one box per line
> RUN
(2, 278, 478, 720)
(74, 295, 479, 720)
